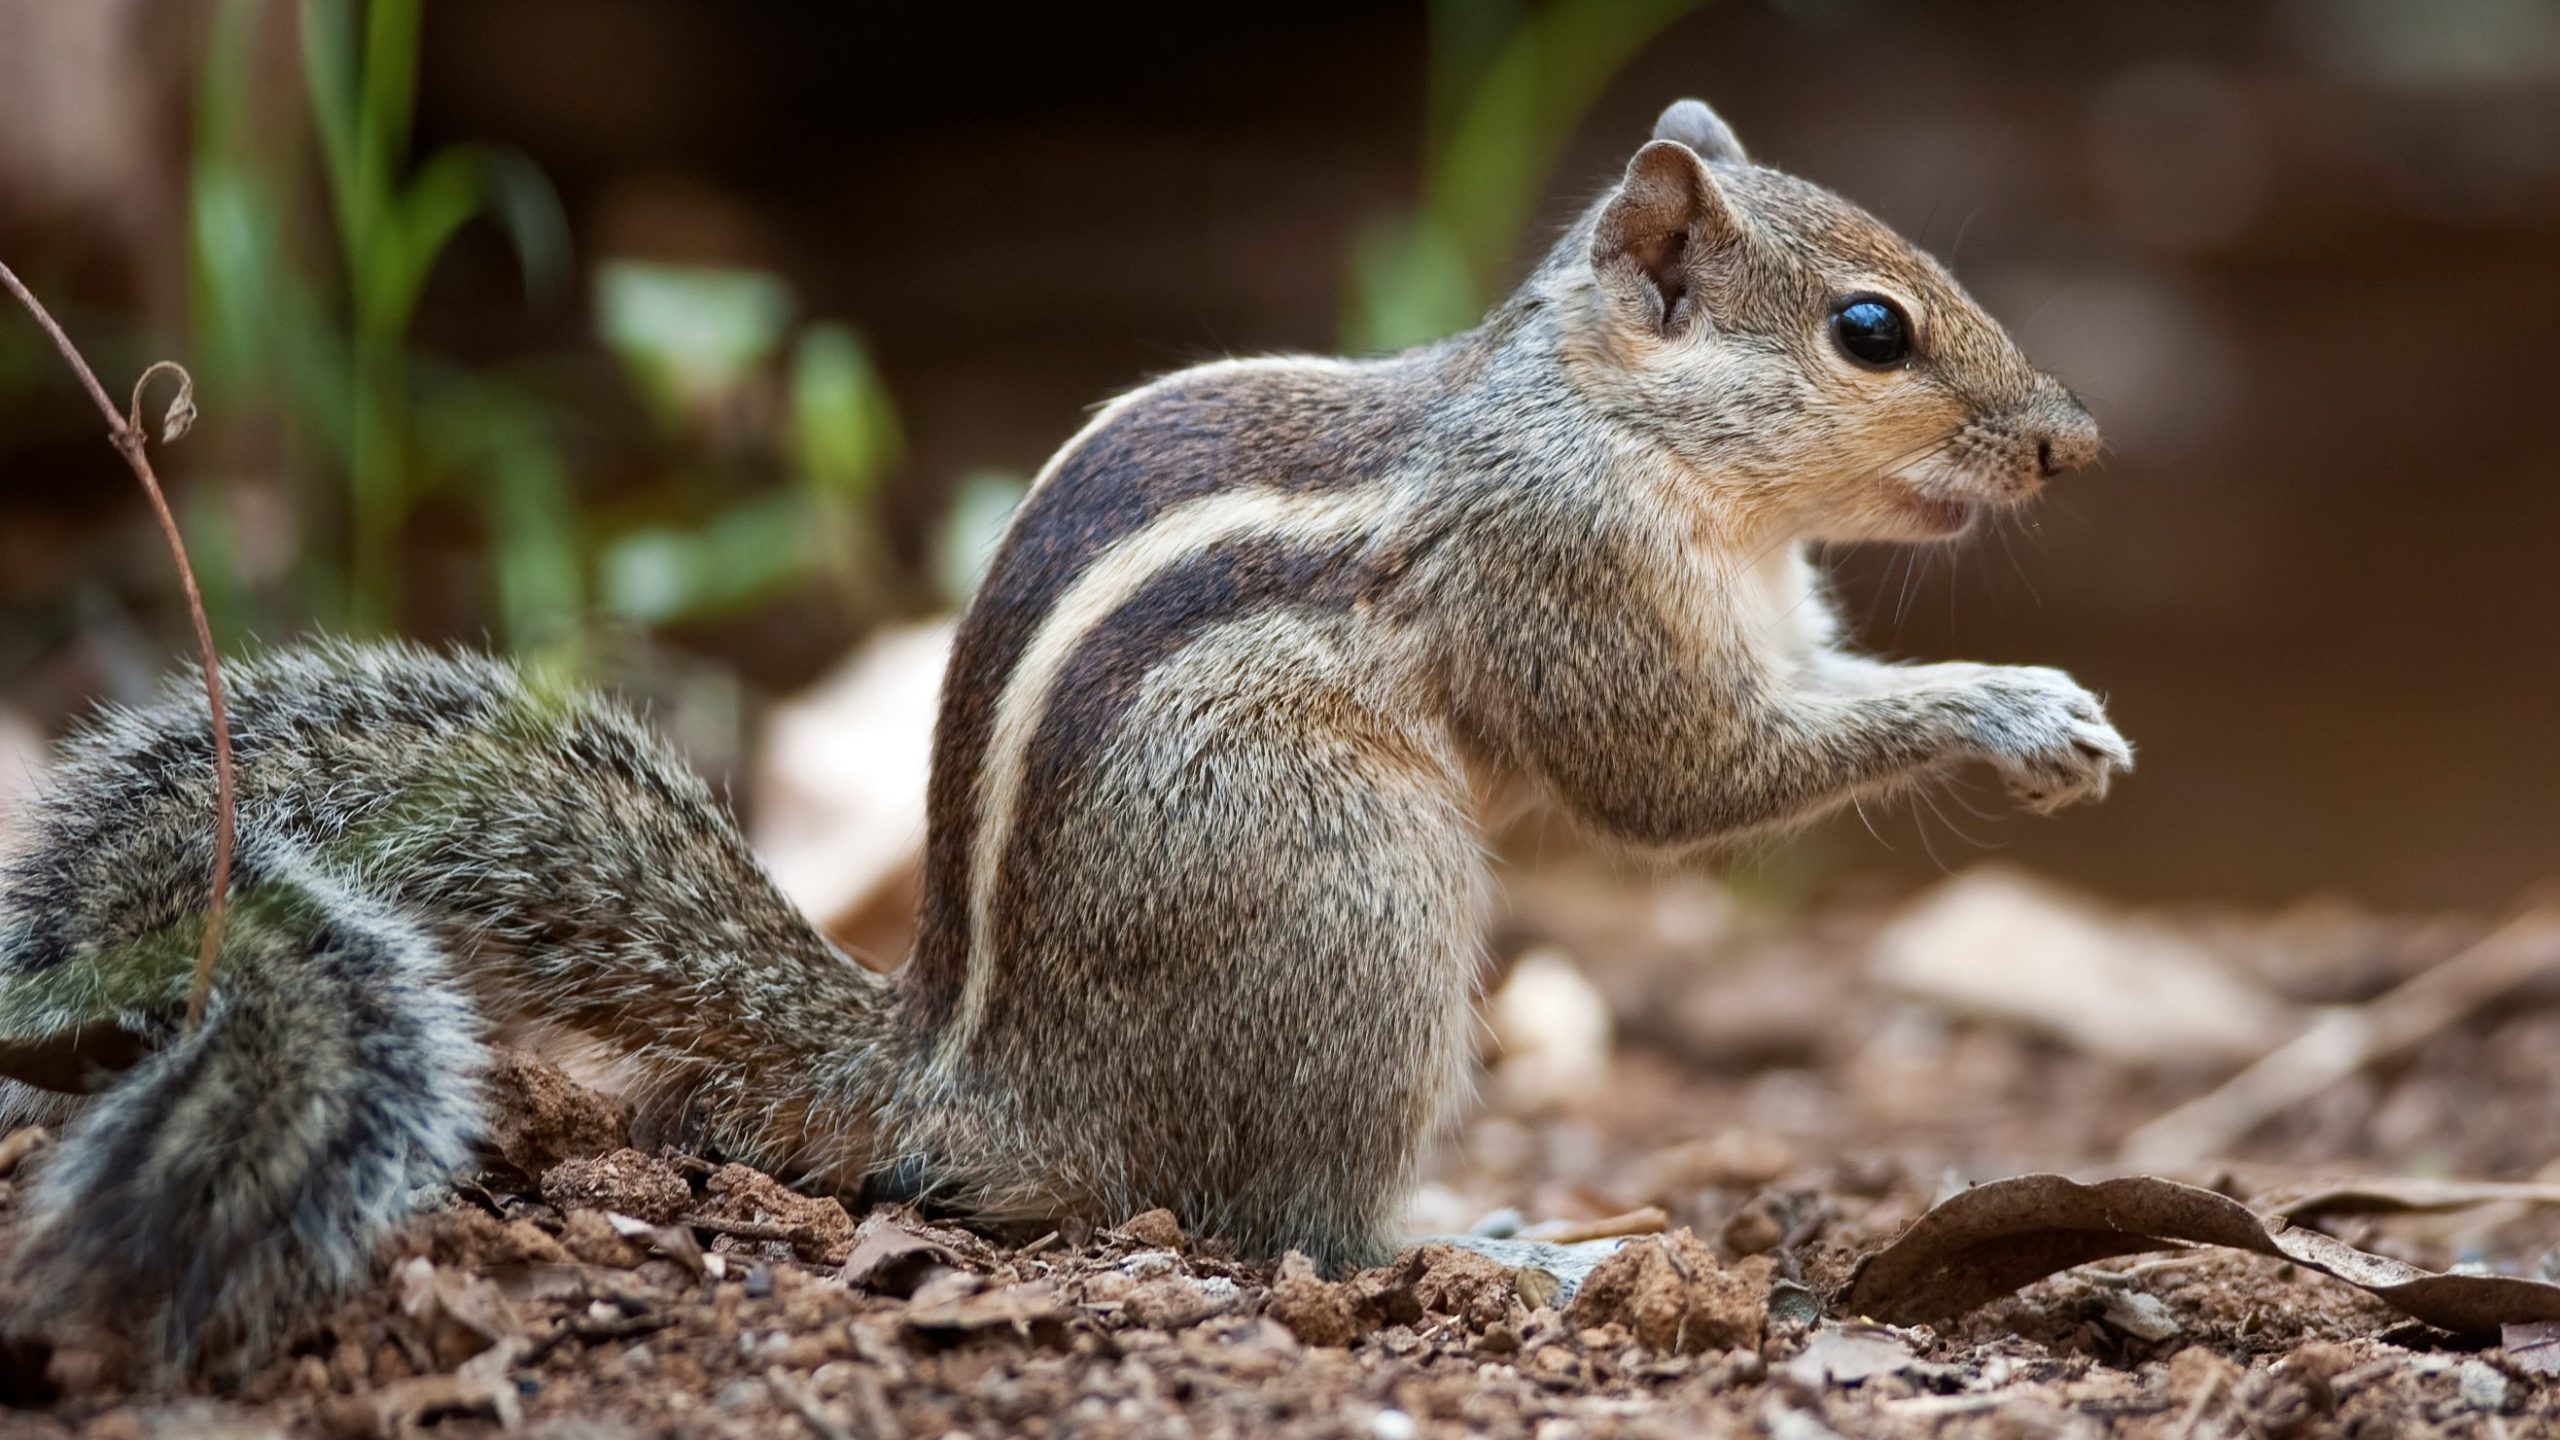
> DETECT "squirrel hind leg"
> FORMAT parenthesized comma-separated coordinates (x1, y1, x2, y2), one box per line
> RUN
(2, 866, 484, 1377)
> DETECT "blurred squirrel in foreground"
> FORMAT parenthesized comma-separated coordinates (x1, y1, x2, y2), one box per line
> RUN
(0, 98, 2127, 1374)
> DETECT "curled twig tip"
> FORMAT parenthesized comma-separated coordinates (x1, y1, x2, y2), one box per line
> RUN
(130, 359, 198, 445)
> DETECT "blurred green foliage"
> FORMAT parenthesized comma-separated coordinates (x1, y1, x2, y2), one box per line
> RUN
(1345, 0, 1705, 351)
(182, 0, 912, 662)
(162, 0, 1700, 669)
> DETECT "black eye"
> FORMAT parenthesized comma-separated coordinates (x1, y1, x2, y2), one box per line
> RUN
(1830, 294, 1913, 369)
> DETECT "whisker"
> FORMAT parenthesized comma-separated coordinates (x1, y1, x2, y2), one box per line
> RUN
(1913, 783, 1991, 865)
(1938, 773, 2003, 826)
(1943, 541, 1959, 639)
(1861, 547, 1905, 634)
(1851, 791, 1892, 852)
(1910, 788, 1954, 874)
(1993, 513, 2041, 606)
(1892, 542, 1926, 631)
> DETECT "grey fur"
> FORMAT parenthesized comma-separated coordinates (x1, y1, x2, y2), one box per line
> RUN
(0, 97, 2128, 1374)
(1, 641, 903, 1375)
(8, 854, 480, 1372)
(1654, 98, 1747, 165)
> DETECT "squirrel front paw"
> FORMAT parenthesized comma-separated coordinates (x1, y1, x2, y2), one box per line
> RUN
(1955, 666, 2132, 814)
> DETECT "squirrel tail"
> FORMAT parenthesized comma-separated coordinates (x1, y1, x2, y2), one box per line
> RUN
(0, 639, 909, 1372)
(3, 845, 483, 1376)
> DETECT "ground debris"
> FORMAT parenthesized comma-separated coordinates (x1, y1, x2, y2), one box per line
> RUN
(1870, 867, 2293, 1065)
(1843, 1172, 2560, 1338)
(688, 1162, 858, 1263)
(1564, 1228, 1766, 1353)
(2122, 905, 2560, 1168)
(539, 1149, 692, 1224)
(479, 1048, 630, 1181)
(1781, 1322, 1933, 1387)
(21, 869, 2560, 1436)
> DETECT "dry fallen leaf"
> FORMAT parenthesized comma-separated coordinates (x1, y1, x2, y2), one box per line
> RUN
(1840, 1173, 2560, 1339)
(903, 1280, 1069, 1332)
(2503, 1320, 2560, 1377)
(605, 1211, 718, 1280)
(392, 1256, 519, 1369)
(840, 1212, 961, 1294)
(2264, 1176, 2560, 1223)
(1782, 1324, 1934, 1388)
(322, 1337, 526, 1436)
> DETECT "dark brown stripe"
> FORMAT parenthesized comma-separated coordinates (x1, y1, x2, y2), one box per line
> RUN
(987, 533, 1385, 987)
(913, 364, 1422, 1021)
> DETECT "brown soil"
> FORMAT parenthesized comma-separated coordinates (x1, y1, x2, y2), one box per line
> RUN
(4, 869, 2557, 1437)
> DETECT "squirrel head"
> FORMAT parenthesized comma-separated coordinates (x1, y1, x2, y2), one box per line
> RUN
(1545, 98, 2099, 544)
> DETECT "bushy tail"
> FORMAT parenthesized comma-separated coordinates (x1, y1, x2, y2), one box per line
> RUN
(3, 848, 482, 1375)
(0, 639, 909, 1373)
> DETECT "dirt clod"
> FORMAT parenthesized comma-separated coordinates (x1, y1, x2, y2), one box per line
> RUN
(694, 1162, 857, 1262)
(559, 1208, 646, 1268)
(1566, 1228, 1764, 1354)
(479, 1048, 629, 1179)
(540, 1149, 692, 1224)
(1119, 1207, 1185, 1250)
(1267, 1252, 1365, 1347)
(1405, 1243, 1532, 1329)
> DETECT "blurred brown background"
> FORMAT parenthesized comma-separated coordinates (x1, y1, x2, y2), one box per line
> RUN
(3, 0, 2557, 910)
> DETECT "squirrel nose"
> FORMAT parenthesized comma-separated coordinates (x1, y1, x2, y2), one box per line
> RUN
(2032, 396, 2101, 478)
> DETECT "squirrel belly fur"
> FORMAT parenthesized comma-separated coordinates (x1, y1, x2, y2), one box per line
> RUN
(0, 98, 2128, 1374)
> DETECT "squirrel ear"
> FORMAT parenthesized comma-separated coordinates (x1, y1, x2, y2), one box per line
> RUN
(1590, 139, 1736, 331)
(1652, 98, 1747, 165)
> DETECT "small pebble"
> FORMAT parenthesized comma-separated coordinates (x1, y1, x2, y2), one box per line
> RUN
(2459, 1359, 2513, 1413)
(2097, 1289, 2181, 1344)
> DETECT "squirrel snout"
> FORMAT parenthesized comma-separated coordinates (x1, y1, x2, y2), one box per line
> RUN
(2029, 397, 2102, 479)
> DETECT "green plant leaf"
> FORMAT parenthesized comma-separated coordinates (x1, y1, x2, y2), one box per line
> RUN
(933, 471, 1029, 605)
(596, 262, 795, 428)
(1345, 214, 1483, 354)
(1344, 0, 1707, 350)
(381, 145, 572, 333)
(600, 493, 817, 625)
(790, 322, 900, 503)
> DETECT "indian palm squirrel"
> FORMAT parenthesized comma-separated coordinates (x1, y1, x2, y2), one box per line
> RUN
(0, 98, 2128, 1372)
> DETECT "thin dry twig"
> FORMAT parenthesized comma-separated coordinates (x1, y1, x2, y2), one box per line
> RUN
(1518, 1206, 1671, 1244)
(2121, 908, 2560, 1169)
(0, 260, 232, 1031)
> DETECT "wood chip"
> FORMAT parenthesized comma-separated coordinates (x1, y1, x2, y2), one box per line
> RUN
(1518, 1206, 1670, 1244)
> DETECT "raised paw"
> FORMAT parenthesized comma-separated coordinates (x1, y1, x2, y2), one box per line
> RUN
(1958, 665, 2133, 814)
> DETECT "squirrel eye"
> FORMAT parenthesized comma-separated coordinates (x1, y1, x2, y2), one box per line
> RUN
(1830, 294, 1913, 369)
